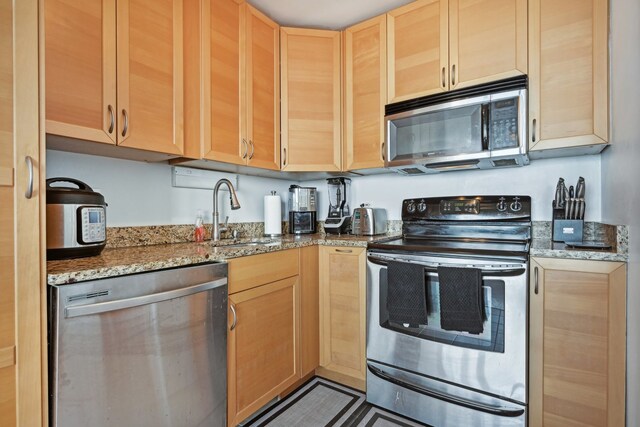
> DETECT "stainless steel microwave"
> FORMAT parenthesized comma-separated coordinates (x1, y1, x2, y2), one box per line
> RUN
(384, 76, 529, 174)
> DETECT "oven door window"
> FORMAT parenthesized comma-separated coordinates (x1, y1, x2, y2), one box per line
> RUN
(379, 268, 505, 353)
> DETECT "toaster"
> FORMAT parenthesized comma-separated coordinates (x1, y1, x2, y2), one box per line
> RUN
(351, 204, 388, 235)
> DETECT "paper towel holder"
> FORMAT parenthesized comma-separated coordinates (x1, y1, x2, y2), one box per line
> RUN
(264, 190, 283, 237)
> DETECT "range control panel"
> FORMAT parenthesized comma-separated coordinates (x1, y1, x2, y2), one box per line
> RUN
(402, 195, 531, 221)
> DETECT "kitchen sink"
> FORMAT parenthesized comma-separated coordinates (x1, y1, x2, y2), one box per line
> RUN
(214, 239, 280, 248)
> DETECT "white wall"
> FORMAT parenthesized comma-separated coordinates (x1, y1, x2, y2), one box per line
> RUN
(602, 0, 640, 425)
(309, 156, 602, 221)
(48, 150, 602, 227)
(46, 150, 292, 227)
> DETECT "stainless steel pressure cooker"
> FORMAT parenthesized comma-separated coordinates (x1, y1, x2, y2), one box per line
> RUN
(46, 177, 107, 260)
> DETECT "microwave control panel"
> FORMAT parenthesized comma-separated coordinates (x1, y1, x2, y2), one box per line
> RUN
(77, 206, 106, 244)
(490, 98, 519, 150)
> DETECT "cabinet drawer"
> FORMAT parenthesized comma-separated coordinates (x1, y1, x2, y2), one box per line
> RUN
(228, 248, 299, 294)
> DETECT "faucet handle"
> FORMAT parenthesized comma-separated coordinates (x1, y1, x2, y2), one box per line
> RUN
(220, 216, 229, 232)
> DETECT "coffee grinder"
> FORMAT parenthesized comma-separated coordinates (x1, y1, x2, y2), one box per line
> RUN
(324, 177, 351, 234)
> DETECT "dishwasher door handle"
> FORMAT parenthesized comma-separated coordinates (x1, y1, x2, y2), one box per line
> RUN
(65, 277, 227, 318)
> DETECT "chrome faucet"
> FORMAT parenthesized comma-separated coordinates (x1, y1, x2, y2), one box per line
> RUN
(212, 178, 241, 241)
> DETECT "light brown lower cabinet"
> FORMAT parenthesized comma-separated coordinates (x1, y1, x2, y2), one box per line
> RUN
(318, 246, 366, 391)
(300, 245, 320, 377)
(529, 257, 626, 427)
(227, 250, 301, 426)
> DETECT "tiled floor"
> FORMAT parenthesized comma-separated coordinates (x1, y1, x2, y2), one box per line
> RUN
(242, 377, 428, 427)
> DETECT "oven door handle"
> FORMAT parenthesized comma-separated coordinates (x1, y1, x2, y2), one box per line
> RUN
(367, 364, 525, 418)
(367, 255, 526, 276)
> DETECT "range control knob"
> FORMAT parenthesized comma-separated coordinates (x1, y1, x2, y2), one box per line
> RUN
(510, 197, 522, 212)
(406, 201, 416, 213)
(417, 200, 427, 213)
(496, 197, 507, 212)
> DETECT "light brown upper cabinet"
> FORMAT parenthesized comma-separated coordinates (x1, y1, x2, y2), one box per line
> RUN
(45, 0, 117, 145)
(45, 0, 186, 156)
(387, 0, 527, 103)
(528, 0, 609, 156)
(529, 258, 626, 426)
(343, 15, 387, 171)
(387, 0, 449, 103)
(196, 0, 280, 170)
(281, 28, 342, 172)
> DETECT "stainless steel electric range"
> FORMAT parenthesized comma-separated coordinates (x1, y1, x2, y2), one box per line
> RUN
(366, 195, 531, 427)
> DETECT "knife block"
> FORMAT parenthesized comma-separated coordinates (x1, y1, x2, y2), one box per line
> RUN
(552, 202, 583, 242)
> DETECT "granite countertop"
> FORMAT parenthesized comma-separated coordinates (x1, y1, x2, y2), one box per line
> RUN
(47, 233, 400, 286)
(48, 228, 628, 285)
(530, 238, 628, 263)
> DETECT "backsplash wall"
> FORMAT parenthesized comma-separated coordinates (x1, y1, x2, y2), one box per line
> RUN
(47, 149, 602, 226)
(308, 155, 602, 221)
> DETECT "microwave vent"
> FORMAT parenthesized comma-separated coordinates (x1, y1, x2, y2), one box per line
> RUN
(492, 158, 519, 167)
(398, 168, 425, 175)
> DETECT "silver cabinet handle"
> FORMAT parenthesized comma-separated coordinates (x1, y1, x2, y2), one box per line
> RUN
(381, 142, 385, 161)
(248, 140, 255, 160)
(531, 119, 537, 143)
(241, 138, 248, 159)
(229, 303, 237, 331)
(335, 249, 353, 253)
(25, 156, 34, 199)
(282, 147, 287, 167)
(65, 278, 227, 318)
(107, 105, 115, 134)
(451, 64, 456, 86)
(441, 66, 446, 88)
(121, 109, 129, 137)
(534, 266, 539, 295)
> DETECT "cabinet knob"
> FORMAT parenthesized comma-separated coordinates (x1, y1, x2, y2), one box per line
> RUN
(229, 303, 237, 331)
(531, 119, 537, 143)
(248, 140, 255, 160)
(241, 139, 248, 159)
(121, 109, 129, 137)
(25, 156, 34, 199)
(534, 266, 539, 295)
(107, 105, 115, 134)
(451, 64, 457, 87)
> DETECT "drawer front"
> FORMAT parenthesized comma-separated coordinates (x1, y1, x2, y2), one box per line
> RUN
(228, 248, 299, 294)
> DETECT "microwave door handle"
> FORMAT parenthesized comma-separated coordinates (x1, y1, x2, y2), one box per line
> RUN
(481, 104, 490, 151)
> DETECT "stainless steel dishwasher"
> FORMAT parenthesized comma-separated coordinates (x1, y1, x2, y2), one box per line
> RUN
(48, 262, 228, 427)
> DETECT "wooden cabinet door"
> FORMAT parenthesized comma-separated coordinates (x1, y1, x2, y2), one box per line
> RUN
(281, 28, 341, 172)
(0, 1, 43, 425)
(116, 0, 184, 155)
(300, 246, 320, 377)
(245, 4, 280, 171)
(343, 15, 386, 171)
(45, 0, 117, 144)
(528, 0, 609, 154)
(318, 246, 366, 391)
(228, 276, 300, 425)
(387, 0, 449, 103)
(201, 0, 244, 164)
(449, 0, 527, 90)
(530, 258, 626, 427)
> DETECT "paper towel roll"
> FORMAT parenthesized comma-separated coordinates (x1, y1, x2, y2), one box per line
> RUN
(264, 191, 282, 236)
